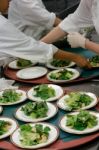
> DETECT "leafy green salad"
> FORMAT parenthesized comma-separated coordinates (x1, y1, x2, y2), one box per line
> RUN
(89, 55, 99, 67)
(33, 84, 55, 100)
(19, 124, 50, 146)
(51, 59, 71, 67)
(66, 110, 98, 131)
(21, 101, 48, 119)
(0, 89, 22, 103)
(17, 58, 32, 67)
(65, 92, 93, 111)
(0, 120, 11, 136)
(49, 69, 74, 80)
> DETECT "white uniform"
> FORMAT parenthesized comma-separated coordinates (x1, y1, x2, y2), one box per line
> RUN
(8, 0, 56, 40)
(0, 15, 58, 66)
(59, 0, 99, 35)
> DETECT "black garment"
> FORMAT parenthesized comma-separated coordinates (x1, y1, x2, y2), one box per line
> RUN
(43, 0, 80, 19)
(42, 0, 67, 13)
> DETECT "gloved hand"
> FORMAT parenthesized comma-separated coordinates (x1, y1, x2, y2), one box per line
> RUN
(67, 32, 86, 48)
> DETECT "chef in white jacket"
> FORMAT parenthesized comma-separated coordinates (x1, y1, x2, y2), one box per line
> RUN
(41, 0, 99, 54)
(0, 0, 91, 68)
(0, 14, 58, 64)
(8, 0, 61, 40)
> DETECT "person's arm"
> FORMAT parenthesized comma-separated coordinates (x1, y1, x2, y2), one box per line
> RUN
(85, 39, 99, 54)
(41, 0, 93, 44)
(67, 32, 99, 54)
(54, 17, 61, 26)
(14, 0, 58, 29)
(54, 49, 91, 68)
(41, 26, 67, 44)
(0, 15, 58, 63)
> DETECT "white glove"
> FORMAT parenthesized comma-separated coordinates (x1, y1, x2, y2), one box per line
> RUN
(67, 32, 86, 48)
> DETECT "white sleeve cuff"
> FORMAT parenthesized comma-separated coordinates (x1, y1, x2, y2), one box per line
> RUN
(46, 13, 56, 29)
(59, 17, 79, 33)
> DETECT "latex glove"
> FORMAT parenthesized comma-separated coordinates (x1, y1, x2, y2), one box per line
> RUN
(67, 32, 86, 48)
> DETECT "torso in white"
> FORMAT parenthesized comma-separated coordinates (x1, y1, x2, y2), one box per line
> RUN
(0, 15, 58, 66)
(8, 0, 56, 40)
(59, 0, 99, 35)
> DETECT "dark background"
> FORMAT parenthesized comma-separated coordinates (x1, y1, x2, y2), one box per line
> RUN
(43, 0, 80, 19)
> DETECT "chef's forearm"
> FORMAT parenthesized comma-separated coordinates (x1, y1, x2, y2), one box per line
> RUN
(41, 26, 67, 44)
(85, 39, 99, 54)
(54, 17, 61, 26)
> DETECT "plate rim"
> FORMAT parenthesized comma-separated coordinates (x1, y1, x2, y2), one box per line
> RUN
(57, 92, 98, 111)
(0, 106, 3, 114)
(15, 102, 58, 122)
(16, 66, 48, 80)
(46, 61, 76, 70)
(0, 89, 27, 106)
(59, 111, 99, 135)
(0, 117, 18, 139)
(10, 122, 59, 149)
(27, 84, 64, 102)
(8, 60, 37, 70)
(47, 68, 80, 83)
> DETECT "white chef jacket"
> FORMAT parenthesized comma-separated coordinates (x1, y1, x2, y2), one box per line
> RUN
(8, 0, 56, 40)
(59, 0, 99, 36)
(0, 15, 58, 66)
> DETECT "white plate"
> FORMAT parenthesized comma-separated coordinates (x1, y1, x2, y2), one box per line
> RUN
(0, 117, 18, 139)
(15, 102, 58, 122)
(11, 123, 59, 149)
(0, 90, 27, 105)
(16, 67, 47, 80)
(8, 60, 37, 70)
(46, 61, 75, 70)
(57, 92, 98, 111)
(60, 111, 99, 134)
(47, 68, 80, 83)
(27, 84, 63, 102)
(0, 106, 3, 114)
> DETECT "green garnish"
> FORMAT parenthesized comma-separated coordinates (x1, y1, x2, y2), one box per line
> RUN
(66, 110, 98, 131)
(33, 84, 55, 100)
(51, 59, 70, 67)
(0, 89, 22, 103)
(89, 55, 99, 67)
(21, 101, 48, 119)
(17, 58, 32, 67)
(50, 69, 74, 80)
(20, 124, 50, 146)
(0, 120, 11, 135)
(65, 92, 93, 111)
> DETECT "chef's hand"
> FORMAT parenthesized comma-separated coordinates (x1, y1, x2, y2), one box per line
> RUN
(74, 55, 92, 69)
(67, 32, 86, 48)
